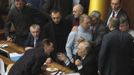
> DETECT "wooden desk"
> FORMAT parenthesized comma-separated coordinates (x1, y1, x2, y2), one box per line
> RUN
(48, 63, 74, 73)
(41, 63, 74, 75)
(0, 55, 14, 65)
(0, 40, 24, 53)
(0, 29, 4, 36)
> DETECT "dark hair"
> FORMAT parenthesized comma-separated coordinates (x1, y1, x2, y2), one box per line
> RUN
(119, 16, 129, 25)
(119, 0, 122, 3)
(15, 0, 26, 3)
(109, 17, 120, 28)
(41, 39, 53, 47)
(34, 39, 53, 49)
(50, 8, 63, 15)
(111, 0, 122, 3)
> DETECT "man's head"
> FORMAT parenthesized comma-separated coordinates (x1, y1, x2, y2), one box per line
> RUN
(108, 17, 120, 31)
(80, 14, 92, 30)
(73, 4, 84, 18)
(111, 0, 121, 11)
(90, 11, 101, 25)
(42, 39, 54, 54)
(77, 40, 91, 58)
(51, 9, 62, 24)
(30, 24, 40, 38)
(119, 17, 130, 32)
(15, 0, 26, 9)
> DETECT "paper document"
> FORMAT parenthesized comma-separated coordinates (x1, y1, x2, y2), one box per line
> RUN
(9, 52, 23, 62)
(0, 44, 8, 48)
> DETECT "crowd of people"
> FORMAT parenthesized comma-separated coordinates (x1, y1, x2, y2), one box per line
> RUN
(0, 0, 134, 75)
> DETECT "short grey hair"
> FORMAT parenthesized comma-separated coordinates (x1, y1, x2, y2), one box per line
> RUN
(78, 39, 92, 52)
(90, 10, 101, 19)
(30, 24, 40, 31)
(73, 4, 84, 12)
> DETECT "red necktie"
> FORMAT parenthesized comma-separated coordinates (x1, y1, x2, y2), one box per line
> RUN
(73, 18, 79, 26)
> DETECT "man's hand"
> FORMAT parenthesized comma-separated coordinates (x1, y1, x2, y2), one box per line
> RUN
(57, 53, 68, 62)
(75, 59, 81, 66)
(7, 36, 13, 42)
(71, 26, 78, 32)
(25, 47, 33, 51)
(45, 58, 52, 64)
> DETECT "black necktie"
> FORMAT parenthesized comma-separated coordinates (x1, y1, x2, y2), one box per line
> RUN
(112, 12, 115, 17)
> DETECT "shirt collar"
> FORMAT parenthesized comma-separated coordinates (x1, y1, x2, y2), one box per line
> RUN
(78, 25, 90, 32)
(113, 8, 121, 14)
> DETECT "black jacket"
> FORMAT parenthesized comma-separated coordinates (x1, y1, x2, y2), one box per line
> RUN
(8, 48, 48, 75)
(43, 19, 70, 53)
(98, 30, 134, 75)
(68, 52, 98, 75)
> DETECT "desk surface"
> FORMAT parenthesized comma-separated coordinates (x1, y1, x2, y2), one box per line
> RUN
(41, 63, 74, 74)
(0, 55, 14, 65)
(0, 55, 73, 75)
(0, 29, 4, 35)
(0, 40, 24, 53)
(0, 40, 73, 74)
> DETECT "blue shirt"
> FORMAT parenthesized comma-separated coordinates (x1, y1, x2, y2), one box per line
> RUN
(66, 25, 92, 61)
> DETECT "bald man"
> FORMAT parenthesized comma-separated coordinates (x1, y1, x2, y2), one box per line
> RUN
(66, 4, 84, 31)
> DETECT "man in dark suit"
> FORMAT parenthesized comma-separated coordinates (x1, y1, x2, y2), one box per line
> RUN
(105, 0, 129, 29)
(58, 40, 98, 75)
(98, 18, 134, 75)
(8, 39, 55, 75)
(25, 24, 44, 50)
(5, 0, 48, 46)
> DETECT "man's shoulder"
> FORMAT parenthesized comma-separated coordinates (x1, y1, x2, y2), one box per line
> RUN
(66, 14, 73, 19)
(44, 21, 52, 28)
(118, 9, 129, 17)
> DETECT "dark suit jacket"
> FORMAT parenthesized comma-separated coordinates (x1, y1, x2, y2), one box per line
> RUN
(25, 33, 43, 48)
(98, 30, 134, 75)
(5, 6, 46, 46)
(105, 9, 130, 27)
(68, 52, 98, 75)
(8, 48, 47, 75)
(91, 22, 107, 55)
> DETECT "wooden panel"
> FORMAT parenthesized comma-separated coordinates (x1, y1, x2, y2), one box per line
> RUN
(122, 0, 134, 29)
